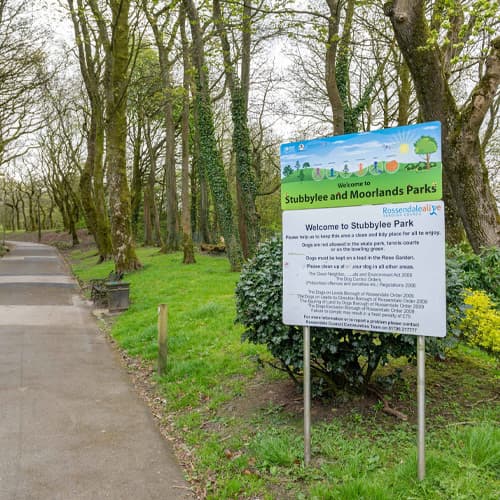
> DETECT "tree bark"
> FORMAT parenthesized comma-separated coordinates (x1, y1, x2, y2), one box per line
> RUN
(184, 0, 243, 271)
(141, 1, 180, 252)
(180, 6, 195, 264)
(106, 0, 141, 272)
(130, 116, 143, 241)
(384, 1, 499, 250)
(325, 0, 344, 135)
(68, 0, 112, 261)
(396, 59, 411, 126)
(212, 0, 259, 259)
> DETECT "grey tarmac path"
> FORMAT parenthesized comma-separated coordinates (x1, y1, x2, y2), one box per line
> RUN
(0, 241, 193, 499)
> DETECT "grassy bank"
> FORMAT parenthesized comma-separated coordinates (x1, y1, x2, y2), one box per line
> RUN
(69, 246, 499, 499)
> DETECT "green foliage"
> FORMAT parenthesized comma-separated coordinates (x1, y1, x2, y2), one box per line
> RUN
(447, 245, 500, 301)
(250, 428, 302, 468)
(460, 290, 500, 356)
(235, 236, 417, 395)
(444, 245, 500, 353)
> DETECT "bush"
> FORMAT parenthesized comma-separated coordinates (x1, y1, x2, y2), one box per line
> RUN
(235, 236, 417, 395)
(460, 290, 500, 356)
(446, 245, 500, 301)
(446, 245, 499, 354)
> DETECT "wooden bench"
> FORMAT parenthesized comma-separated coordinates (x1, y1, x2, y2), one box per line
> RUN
(90, 271, 124, 307)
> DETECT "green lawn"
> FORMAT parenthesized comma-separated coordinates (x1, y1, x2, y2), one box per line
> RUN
(69, 246, 499, 499)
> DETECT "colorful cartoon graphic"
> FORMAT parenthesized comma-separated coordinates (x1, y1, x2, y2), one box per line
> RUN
(280, 122, 442, 210)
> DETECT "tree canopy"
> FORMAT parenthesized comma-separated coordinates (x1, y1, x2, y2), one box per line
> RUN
(0, 0, 497, 260)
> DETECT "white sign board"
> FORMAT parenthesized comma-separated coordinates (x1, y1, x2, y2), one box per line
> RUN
(282, 201, 446, 337)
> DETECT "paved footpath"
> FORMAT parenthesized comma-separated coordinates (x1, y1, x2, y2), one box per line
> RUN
(0, 241, 192, 499)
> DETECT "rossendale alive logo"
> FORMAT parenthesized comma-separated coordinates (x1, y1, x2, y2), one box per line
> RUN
(280, 122, 442, 210)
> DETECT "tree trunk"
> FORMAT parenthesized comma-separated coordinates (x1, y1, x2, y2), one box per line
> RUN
(142, 1, 180, 252)
(180, 7, 195, 264)
(143, 120, 163, 248)
(213, 0, 259, 259)
(397, 59, 411, 126)
(143, 185, 153, 246)
(384, 1, 499, 250)
(106, 0, 141, 272)
(68, 0, 112, 261)
(193, 103, 211, 244)
(130, 117, 143, 240)
(80, 111, 112, 261)
(325, 0, 344, 135)
(184, 0, 243, 271)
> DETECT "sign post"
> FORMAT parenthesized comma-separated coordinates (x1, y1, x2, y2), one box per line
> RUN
(303, 326, 311, 466)
(417, 336, 426, 480)
(280, 122, 444, 476)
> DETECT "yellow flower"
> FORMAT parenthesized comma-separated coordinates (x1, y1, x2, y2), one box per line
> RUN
(461, 291, 500, 355)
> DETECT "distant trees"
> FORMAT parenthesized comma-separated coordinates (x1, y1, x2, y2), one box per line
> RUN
(0, 0, 49, 168)
(1, 0, 498, 259)
(38, 79, 83, 246)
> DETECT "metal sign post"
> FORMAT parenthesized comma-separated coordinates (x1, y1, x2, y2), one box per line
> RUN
(303, 326, 311, 466)
(417, 336, 426, 480)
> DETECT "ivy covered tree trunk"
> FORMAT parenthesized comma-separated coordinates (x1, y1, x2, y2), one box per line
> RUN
(385, 1, 499, 251)
(212, 0, 259, 260)
(106, 0, 141, 272)
(192, 104, 212, 244)
(180, 7, 195, 264)
(325, 0, 379, 135)
(130, 114, 143, 241)
(184, 0, 243, 271)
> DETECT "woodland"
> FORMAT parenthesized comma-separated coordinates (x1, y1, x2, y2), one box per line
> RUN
(0, 0, 498, 271)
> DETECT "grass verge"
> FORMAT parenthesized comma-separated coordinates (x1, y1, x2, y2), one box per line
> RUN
(69, 246, 499, 499)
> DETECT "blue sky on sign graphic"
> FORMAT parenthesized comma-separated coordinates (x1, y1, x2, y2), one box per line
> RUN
(280, 122, 442, 175)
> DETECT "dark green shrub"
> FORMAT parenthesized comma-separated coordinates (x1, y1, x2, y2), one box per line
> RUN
(444, 245, 500, 352)
(235, 236, 418, 395)
(446, 244, 500, 301)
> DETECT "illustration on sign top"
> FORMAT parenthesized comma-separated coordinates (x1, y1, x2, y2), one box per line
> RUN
(280, 122, 442, 210)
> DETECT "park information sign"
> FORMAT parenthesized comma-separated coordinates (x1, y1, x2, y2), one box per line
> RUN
(280, 122, 442, 210)
(282, 201, 446, 337)
(281, 122, 446, 337)
(281, 122, 445, 472)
